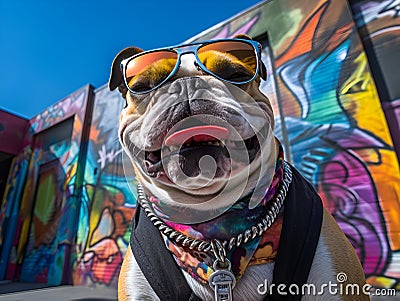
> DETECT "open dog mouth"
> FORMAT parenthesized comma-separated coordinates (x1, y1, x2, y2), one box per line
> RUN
(144, 124, 261, 179)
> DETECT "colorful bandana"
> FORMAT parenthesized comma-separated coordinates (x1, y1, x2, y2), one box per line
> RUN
(153, 143, 285, 284)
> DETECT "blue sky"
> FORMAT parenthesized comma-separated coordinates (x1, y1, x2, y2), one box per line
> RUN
(0, 0, 262, 118)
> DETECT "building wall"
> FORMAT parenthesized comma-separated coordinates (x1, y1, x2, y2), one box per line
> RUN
(350, 0, 400, 164)
(0, 110, 29, 279)
(0, 0, 399, 292)
(0, 111, 30, 279)
(0, 110, 29, 155)
(191, 0, 400, 290)
(72, 85, 136, 287)
(0, 85, 93, 284)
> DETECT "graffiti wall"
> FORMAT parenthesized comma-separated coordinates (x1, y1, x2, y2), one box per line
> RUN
(0, 111, 30, 279)
(1, 0, 400, 292)
(72, 85, 136, 287)
(0, 149, 31, 280)
(350, 0, 400, 165)
(191, 0, 400, 290)
(2, 85, 94, 285)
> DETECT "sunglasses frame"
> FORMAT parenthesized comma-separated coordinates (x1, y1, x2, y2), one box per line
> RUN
(120, 38, 263, 95)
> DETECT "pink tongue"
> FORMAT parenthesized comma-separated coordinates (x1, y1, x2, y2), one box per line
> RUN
(165, 125, 229, 147)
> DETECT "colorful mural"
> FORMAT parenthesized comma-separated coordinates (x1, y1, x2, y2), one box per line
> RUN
(350, 0, 400, 162)
(2, 85, 93, 284)
(192, 0, 400, 291)
(0, 0, 399, 293)
(72, 85, 136, 287)
(0, 149, 31, 279)
(0, 110, 30, 275)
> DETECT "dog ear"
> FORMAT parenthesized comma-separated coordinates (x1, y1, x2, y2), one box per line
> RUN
(109, 47, 144, 95)
(233, 34, 267, 81)
(233, 34, 252, 41)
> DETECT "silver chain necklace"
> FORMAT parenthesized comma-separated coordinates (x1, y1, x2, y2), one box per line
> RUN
(137, 162, 292, 301)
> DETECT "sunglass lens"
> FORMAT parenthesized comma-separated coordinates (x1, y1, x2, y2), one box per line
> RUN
(197, 41, 257, 83)
(125, 51, 178, 93)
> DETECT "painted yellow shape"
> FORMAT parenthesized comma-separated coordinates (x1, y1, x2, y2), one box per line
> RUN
(34, 173, 56, 224)
(90, 208, 114, 246)
(366, 275, 396, 288)
(340, 53, 393, 145)
(340, 53, 400, 249)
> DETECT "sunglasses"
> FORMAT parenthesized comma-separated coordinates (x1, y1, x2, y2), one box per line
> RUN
(120, 38, 263, 94)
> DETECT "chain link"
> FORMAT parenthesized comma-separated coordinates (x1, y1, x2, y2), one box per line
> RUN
(138, 162, 292, 255)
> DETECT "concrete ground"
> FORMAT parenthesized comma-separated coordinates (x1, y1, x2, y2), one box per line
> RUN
(0, 281, 117, 301)
(0, 280, 398, 300)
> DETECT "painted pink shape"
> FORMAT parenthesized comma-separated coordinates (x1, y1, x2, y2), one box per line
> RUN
(211, 15, 259, 39)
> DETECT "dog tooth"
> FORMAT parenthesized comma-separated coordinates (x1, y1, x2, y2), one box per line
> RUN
(170, 145, 179, 152)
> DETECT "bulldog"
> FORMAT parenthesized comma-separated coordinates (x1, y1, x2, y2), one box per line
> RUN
(109, 35, 369, 301)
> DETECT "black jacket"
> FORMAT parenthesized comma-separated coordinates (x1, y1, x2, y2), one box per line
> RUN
(130, 166, 323, 301)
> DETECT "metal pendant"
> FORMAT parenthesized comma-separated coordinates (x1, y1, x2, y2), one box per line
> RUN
(209, 259, 236, 301)
(209, 268, 236, 301)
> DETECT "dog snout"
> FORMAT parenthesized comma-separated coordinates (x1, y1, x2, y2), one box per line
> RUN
(165, 77, 212, 102)
(167, 77, 210, 95)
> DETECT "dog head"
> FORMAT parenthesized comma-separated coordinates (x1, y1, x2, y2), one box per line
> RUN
(109, 35, 278, 223)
